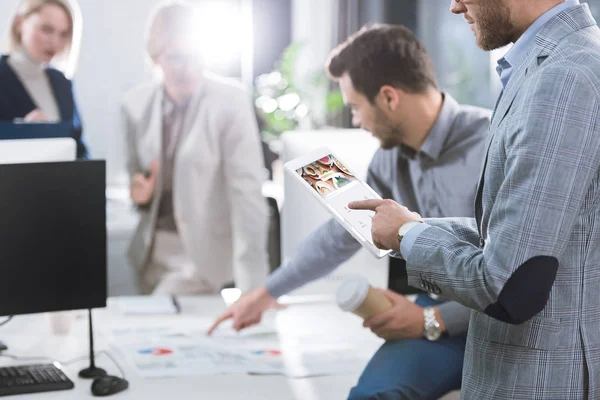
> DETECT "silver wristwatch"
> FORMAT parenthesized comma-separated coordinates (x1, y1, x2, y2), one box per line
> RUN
(423, 307, 442, 341)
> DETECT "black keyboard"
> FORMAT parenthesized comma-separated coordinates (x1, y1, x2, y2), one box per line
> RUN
(0, 363, 74, 397)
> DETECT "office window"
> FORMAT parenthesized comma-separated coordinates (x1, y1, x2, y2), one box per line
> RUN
(583, 0, 600, 17)
(418, 0, 600, 110)
(417, 2, 495, 109)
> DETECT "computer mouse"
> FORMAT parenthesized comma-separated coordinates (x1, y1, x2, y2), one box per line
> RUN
(91, 375, 129, 397)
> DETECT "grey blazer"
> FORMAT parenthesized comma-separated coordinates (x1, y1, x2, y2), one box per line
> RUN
(403, 5, 600, 399)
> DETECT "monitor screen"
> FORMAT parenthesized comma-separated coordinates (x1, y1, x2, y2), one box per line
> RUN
(0, 160, 106, 316)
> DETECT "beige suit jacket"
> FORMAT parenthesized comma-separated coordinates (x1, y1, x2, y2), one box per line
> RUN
(122, 73, 269, 293)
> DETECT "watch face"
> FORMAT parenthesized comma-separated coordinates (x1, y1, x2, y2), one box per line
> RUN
(425, 326, 442, 341)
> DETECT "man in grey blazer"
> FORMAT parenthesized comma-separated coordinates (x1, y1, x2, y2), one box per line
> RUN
(352, 1, 600, 398)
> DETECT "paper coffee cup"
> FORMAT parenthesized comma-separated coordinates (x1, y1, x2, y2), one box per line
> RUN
(46, 311, 74, 335)
(336, 276, 392, 319)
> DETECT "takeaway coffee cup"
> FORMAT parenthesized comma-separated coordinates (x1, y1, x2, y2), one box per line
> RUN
(46, 311, 74, 335)
(336, 276, 392, 319)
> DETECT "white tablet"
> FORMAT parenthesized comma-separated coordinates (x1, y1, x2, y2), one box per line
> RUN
(284, 147, 392, 259)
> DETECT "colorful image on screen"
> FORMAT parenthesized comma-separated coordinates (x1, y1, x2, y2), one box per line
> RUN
(296, 154, 356, 198)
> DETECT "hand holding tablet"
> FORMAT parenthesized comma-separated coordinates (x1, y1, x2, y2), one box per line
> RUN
(284, 147, 392, 259)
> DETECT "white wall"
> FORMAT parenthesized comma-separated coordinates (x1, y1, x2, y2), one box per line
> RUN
(76, 0, 160, 184)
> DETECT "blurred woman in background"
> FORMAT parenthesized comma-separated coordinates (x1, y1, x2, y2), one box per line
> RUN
(0, 0, 88, 158)
(123, 1, 269, 295)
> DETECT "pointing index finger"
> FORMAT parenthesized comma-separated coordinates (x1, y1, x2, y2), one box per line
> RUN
(207, 310, 233, 335)
(348, 199, 385, 211)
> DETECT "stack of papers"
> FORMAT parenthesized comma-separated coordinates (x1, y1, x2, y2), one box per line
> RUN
(106, 323, 370, 379)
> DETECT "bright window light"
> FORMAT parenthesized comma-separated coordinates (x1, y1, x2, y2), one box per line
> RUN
(192, 1, 243, 68)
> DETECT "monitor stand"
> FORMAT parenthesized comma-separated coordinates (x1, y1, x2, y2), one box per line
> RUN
(78, 309, 106, 379)
(0, 340, 7, 352)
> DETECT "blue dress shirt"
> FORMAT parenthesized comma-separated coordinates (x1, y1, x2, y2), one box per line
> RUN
(496, 0, 580, 88)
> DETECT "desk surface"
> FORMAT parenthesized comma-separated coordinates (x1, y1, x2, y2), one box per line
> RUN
(0, 296, 383, 399)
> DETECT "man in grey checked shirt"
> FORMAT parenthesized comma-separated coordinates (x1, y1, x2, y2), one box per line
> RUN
(210, 25, 490, 399)
(352, 1, 600, 398)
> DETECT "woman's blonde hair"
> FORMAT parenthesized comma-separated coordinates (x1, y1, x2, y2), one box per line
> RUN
(145, 1, 196, 62)
(4, 0, 82, 79)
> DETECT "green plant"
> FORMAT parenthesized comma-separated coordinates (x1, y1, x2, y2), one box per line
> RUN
(255, 42, 345, 142)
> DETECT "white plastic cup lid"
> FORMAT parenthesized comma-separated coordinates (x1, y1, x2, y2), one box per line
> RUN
(336, 276, 370, 312)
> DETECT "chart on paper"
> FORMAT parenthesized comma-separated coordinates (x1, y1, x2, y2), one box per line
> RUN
(107, 324, 371, 378)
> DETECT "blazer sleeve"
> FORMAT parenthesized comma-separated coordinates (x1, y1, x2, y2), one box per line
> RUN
(220, 90, 269, 293)
(404, 66, 600, 324)
(420, 217, 480, 247)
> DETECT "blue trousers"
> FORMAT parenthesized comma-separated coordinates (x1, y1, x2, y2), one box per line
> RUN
(347, 295, 466, 400)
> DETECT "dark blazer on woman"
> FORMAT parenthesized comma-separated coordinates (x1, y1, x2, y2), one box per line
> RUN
(0, 55, 88, 159)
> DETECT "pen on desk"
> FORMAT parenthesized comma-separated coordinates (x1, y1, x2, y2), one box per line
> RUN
(171, 295, 181, 314)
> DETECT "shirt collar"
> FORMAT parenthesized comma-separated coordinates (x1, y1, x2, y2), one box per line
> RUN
(398, 92, 460, 161)
(162, 90, 190, 118)
(498, 0, 579, 78)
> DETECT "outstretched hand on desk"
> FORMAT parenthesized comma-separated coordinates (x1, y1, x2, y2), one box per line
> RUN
(348, 199, 422, 252)
(207, 287, 285, 335)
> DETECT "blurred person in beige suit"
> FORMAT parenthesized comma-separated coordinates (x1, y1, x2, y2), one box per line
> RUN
(122, 1, 268, 295)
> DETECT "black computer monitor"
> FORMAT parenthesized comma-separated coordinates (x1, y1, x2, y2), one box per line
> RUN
(0, 160, 106, 317)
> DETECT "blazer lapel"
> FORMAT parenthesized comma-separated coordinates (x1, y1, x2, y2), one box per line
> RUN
(474, 50, 536, 236)
(177, 81, 207, 149)
(46, 70, 70, 120)
(149, 88, 164, 191)
(0, 56, 37, 117)
(490, 51, 536, 130)
(140, 85, 164, 222)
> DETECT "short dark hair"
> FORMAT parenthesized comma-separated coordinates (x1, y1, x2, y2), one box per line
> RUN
(326, 24, 437, 103)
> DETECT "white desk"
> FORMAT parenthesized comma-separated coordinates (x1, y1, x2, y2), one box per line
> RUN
(0, 296, 383, 399)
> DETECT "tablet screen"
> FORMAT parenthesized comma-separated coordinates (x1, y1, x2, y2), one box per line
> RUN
(295, 154, 377, 245)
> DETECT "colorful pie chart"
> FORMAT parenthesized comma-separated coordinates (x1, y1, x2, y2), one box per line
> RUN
(251, 349, 281, 356)
(138, 347, 173, 356)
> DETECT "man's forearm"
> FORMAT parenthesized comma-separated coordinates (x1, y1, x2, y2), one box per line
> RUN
(265, 219, 362, 298)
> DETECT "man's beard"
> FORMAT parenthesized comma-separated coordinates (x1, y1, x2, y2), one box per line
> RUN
(374, 125, 402, 150)
(474, 0, 515, 51)
(373, 108, 403, 150)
